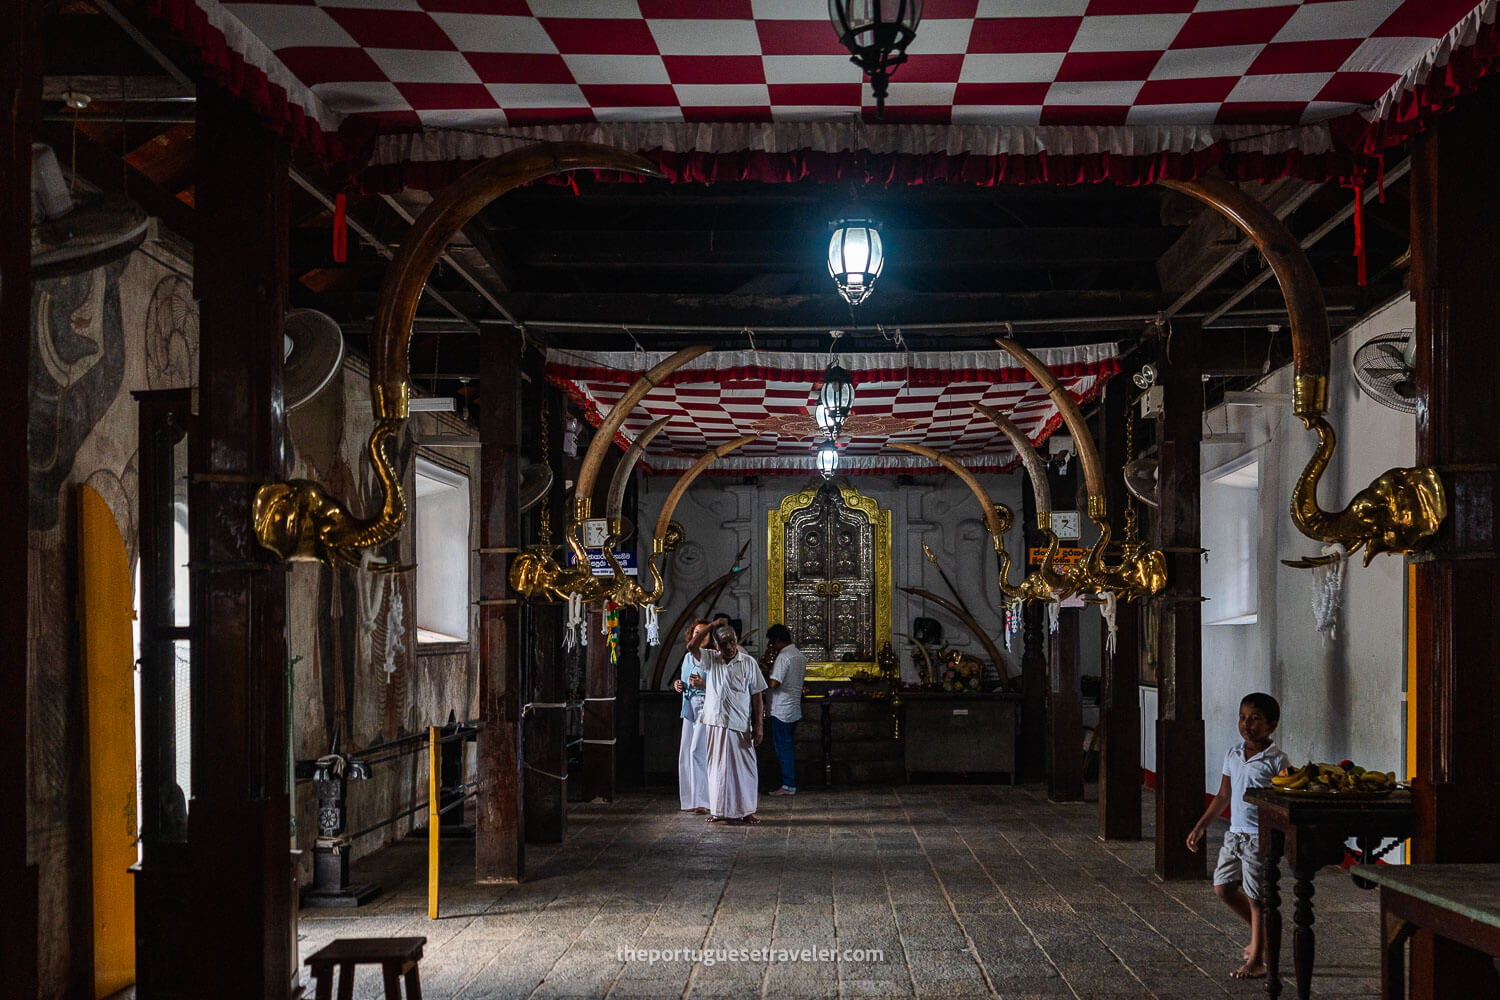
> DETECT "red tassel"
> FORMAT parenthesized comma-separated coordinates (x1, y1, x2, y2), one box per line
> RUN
(332, 192, 348, 263)
(567, 175, 580, 196)
(1343, 181, 1366, 287)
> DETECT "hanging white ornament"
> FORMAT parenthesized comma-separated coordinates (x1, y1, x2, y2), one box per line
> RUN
(1047, 600, 1060, 635)
(643, 604, 660, 647)
(563, 593, 586, 652)
(1101, 591, 1119, 658)
(356, 550, 388, 664)
(1311, 543, 1347, 641)
(382, 590, 405, 683)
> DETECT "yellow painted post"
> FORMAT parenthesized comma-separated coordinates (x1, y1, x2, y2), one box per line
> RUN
(428, 726, 440, 919)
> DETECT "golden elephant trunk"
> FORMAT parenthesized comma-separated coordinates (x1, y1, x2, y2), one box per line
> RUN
(1163, 176, 1445, 561)
(257, 143, 665, 567)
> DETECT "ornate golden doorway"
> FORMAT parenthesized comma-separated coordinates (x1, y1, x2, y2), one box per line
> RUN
(767, 481, 891, 681)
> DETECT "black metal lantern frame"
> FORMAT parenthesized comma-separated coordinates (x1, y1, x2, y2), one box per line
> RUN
(828, 0, 924, 116)
(817, 363, 856, 435)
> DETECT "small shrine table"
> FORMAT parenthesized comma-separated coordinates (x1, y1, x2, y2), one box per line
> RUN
(1356, 863, 1500, 1000)
(1244, 787, 1414, 999)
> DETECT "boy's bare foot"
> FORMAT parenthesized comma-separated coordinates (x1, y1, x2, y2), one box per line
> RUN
(742, 814, 760, 825)
(1230, 960, 1267, 980)
(692, 807, 710, 814)
(1242, 943, 1257, 962)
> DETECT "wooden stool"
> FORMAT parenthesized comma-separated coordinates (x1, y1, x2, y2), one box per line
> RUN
(305, 936, 426, 1000)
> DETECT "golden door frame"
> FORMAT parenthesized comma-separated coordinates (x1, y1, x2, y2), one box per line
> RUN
(766, 480, 892, 682)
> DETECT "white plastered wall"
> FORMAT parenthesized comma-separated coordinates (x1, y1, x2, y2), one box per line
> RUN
(1184, 295, 1414, 793)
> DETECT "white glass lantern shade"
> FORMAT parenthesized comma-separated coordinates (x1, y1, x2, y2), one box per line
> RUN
(814, 402, 839, 436)
(816, 438, 840, 479)
(817, 363, 856, 431)
(827, 219, 884, 306)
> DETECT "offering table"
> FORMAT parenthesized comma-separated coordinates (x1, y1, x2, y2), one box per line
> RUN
(1244, 787, 1414, 999)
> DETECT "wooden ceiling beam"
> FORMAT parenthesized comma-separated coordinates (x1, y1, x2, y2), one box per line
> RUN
(501, 226, 1178, 269)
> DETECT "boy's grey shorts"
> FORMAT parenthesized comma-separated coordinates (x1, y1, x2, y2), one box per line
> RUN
(1213, 832, 1266, 900)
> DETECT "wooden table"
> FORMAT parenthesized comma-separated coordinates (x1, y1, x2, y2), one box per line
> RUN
(1356, 864, 1500, 1000)
(1244, 787, 1413, 999)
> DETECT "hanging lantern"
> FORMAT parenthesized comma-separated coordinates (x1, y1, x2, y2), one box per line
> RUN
(816, 439, 840, 479)
(817, 363, 856, 434)
(828, 0, 923, 116)
(827, 218, 884, 306)
(814, 402, 839, 437)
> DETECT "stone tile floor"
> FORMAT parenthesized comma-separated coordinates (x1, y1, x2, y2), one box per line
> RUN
(297, 785, 1383, 999)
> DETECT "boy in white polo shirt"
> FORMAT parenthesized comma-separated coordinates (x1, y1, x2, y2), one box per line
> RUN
(1186, 692, 1288, 981)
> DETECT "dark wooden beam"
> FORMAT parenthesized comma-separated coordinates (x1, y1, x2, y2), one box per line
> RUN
(477, 330, 526, 881)
(1098, 375, 1142, 840)
(188, 83, 293, 997)
(0, 3, 42, 994)
(1152, 319, 1206, 882)
(505, 289, 1165, 332)
(1157, 178, 1308, 294)
(505, 227, 1179, 270)
(1408, 78, 1500, 1000)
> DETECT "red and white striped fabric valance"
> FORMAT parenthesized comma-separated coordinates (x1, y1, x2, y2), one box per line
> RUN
(546, 346, 1120, 476)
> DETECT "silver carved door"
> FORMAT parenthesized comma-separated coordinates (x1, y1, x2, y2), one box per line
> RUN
(783, 484, 874, 662)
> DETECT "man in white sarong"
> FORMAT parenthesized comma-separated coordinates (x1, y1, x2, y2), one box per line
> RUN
(688, 622, 766, 824)
(673, 623, 709, 814)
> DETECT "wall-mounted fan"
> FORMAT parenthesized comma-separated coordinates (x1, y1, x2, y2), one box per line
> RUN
(31, 143, 149, 279)
(283, 309, 345, 411)
(1352, 331, 1416, 414)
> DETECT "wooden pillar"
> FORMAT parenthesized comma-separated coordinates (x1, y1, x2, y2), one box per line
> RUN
(581, 606, 617, 802)
(1408, 81, 1500, 1000)
(0, 3, 42, 994)
(1017, 485, 1048, 784)
(1048, 607, 1084, 802)
(477, 334, 524, 881)
(1043, 457, 1084, 800)
(1153, 319, 1206, 881)
(189, 84, 294, 997)
(1098, 376, 1142, 839)
(522, 378, 566, 843)
(578, 448, 620, 801)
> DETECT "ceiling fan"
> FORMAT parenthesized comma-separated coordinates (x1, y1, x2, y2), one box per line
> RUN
(31, 143, 149, 279)
(1351, 330, 1416, 414)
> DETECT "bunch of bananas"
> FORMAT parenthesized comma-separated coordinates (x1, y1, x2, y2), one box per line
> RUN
(1271, 760, 1398, 793)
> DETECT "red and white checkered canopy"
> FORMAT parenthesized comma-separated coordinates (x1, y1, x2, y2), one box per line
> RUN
(546, 346, 1119, 475)
(151, 0, 1496, 181)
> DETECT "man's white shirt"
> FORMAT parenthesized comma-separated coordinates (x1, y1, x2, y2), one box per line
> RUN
(694, 647, 768, 733)
(768, 644, 807, 723)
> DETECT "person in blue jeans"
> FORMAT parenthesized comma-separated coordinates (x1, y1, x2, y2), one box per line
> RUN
(765, 624, 806, 796)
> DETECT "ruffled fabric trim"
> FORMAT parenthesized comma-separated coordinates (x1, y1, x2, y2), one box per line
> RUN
(357, 121, 1363, 192)
(1350, 0, 1500, 154)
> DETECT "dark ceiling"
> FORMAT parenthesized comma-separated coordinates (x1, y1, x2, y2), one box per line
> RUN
(40, 1, 1415, 409)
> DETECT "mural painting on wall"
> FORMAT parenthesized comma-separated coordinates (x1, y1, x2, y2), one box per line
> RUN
(30, 263, 127, 532)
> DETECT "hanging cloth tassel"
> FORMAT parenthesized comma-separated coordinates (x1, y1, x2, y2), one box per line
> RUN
(643, 603, 660, 647)
(563, 593, 585, 652)
(1100, 592, 1118, 659)
(332, 192, 348, 263)
(1311, 543, 1347, 642)
(1343, 180, 1366, 287)
(1047, 600, 1060, 635)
